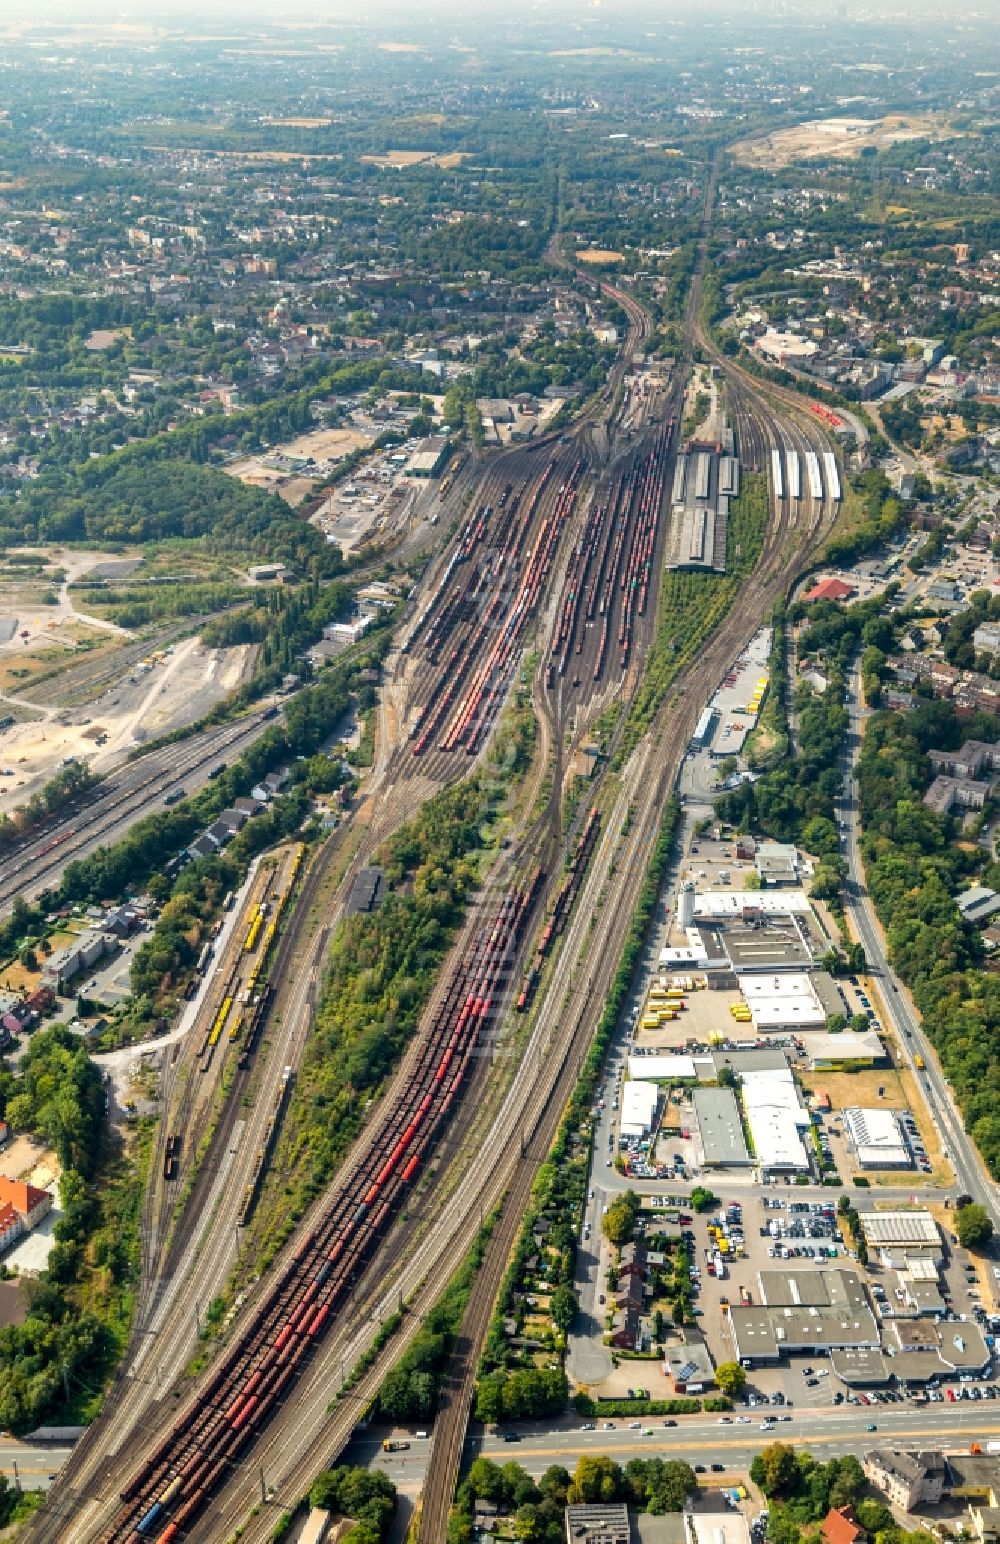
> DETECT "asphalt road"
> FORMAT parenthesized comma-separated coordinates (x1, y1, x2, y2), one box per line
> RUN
(841, 671, 1000, 1234)
(0, 1444, 73, 1490)
(359, 1402, 1000, 1488)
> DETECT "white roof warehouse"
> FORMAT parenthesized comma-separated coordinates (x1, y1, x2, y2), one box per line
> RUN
(739, 972, 826, 1030)
(741, 1067, 811, 1172)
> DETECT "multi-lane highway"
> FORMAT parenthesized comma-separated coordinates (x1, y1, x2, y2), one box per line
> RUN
(360, 1403, 1000, 1490)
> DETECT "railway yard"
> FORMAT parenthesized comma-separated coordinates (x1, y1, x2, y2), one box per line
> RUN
(19, 174, 854, 1544)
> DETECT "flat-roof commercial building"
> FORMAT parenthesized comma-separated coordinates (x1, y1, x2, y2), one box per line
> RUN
(755, 840, 799, 886)
(844, 1108, 913, 1169)
(728, 1299, 879, 1365)
(621, 1080, 659, 1138)
(807, 1030, 884, 1069)
(741, 1067, 811, 1172)
(564, 1503, 631, 1544)
(739, 972, 827, 1031)
(692, 1087, 752, 1168)
(758, 1268, 869, 1313)
(628, 1055, 697, 1082)
(663, 1338, 716, 1393)
(693, 890, 812, 918)
(858, 1209, 942, 1267)
(685, 1513, 752, 1544)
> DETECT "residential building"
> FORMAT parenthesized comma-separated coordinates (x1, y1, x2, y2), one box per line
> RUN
(42, 931, 116, 993)
(822, 1507, 867, 1544)
(863, 1450, 947, 1511)
(957, 888, 1000, 926)
(0, 1203, 21, 1254)
(0, 1177, 53, 1230)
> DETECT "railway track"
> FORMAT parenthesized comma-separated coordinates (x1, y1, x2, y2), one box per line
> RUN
(0, 708, 276, 912)
(81, 866, 546, 1543)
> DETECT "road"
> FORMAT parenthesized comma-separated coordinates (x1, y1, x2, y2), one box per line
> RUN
(0, 1443, 73, 1491)
(359, 1402, 1000, 1488)
(840, 669, 1000, 1232)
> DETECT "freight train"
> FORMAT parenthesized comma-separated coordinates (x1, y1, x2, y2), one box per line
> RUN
(517, 807, 601, 1012)
(101, 868, 545, 1544)
(410, 458, 586, 757)
(545, 421, 671, 689)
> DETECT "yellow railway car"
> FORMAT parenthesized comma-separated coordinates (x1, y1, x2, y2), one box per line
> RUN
(208, 995, 233, 1047)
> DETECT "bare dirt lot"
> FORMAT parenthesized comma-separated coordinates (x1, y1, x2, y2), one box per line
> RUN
(226, 426, 374, 502)
(0, 634, 253, 815)
(0, 1134, 59, 1191)
(731, 113, 951, 169)
(360, 149, 470, 168)
(576, 248, 626, 264)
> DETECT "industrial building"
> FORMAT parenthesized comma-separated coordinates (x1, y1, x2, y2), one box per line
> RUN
(665, 438, 732, 573)
(691, 707, 717, 748)
(740, 1066, 811, 1172)
(620, 1080, 659, 1138)
(404, 436, 451, 478)
(858, 1209, 942, 1268)
(627, 1054, 697, 1083)
(692, 1086, 752, 1168)
(844, 1107, 913, 1169)
(728, 1297, 879, 1364)
(806, 1029, 885, 1069)
(686, 1512, 752, 1544)
(738, 972, 827, 1031)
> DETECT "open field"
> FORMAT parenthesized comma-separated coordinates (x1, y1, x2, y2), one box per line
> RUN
(0, 548, 137, 677)
(360, 149, 470, 168)
(576, 247, 626, 264)
(731, 112, 952, 168)
(262, 116, 333, 128)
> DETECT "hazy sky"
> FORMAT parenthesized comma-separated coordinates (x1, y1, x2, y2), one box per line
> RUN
(0, 0, 984, 17)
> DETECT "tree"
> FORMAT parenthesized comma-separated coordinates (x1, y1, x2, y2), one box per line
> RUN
(714, 1361, 747, 1398)
(956, 1203, 994, 1250)
(689, 1187, 717, 1214)
(602, 1192, 640, 1247)
(751, 1442, 799, 1498)
(550, 1284, 577, 1334)
(568, 1455, 625, 1505)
